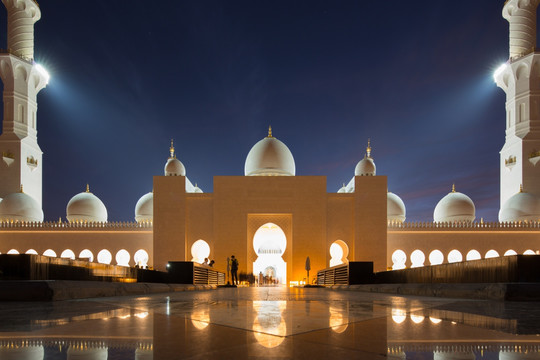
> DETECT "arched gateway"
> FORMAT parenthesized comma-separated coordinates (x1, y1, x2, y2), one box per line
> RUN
(253, 223, 287, 284)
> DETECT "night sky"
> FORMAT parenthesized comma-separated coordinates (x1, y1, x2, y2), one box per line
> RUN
(0, 1, 522, 222)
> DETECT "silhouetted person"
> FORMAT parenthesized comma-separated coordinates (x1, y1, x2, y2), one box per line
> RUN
(230, 255, 239, 285)
(209, 259, 215, 267)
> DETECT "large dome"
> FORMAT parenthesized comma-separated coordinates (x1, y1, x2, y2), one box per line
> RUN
(354, 140, 376, 176)
(66, 185, 108, 223)
(387, 191, 406, 223)
(244, 127, 295, 176)
(164, 139, 186, 176)
(0, 189, 43, 222)
(433, 185, 475, 223)
(499, 187, 540, 222)
(135, 192, 153, 223)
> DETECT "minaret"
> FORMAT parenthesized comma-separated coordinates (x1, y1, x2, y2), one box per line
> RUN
(494, 0, 540, 213)
(0, 0, 48, 206)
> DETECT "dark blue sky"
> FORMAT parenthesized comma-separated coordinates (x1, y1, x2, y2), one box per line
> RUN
(0, 1, 521, 221)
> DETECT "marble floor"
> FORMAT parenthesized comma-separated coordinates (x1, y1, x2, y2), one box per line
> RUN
(1, 287, 540, 359)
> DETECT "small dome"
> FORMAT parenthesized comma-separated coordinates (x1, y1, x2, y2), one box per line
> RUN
(164, 139, 186, 176)
(433, 185, 475, 223)
(499, 187, 540, 222)
(355, 156, 376, 176)
(244, 126, 295, 176)
(387, 191, 406, 223)
(164, 158, 186, 176)
(354, 140, 376, 176)
(66, 185, 108, 223)
(337, 184, 348, 193)
(0, 189, 43, 222)
(135, 192, 153, 223)
(193, 184, 203, 193)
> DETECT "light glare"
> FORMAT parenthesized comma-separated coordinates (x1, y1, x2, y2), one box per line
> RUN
(493, 63, 507, 81)
(34, 63, 50, 84)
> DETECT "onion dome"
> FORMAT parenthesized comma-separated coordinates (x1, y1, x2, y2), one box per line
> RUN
(164, 139, 186, 176)
(244, 126, 296, 176)
(499, 185, 540, 222)
(433, 184, 475, 223)
(387, 191, 406, 223)
(66, 184, 108, 223)
(354, 139, 376, 176)
(0, 185, 43, 222)
(135, 191, 153, 223)
(337, 183, 347, 193)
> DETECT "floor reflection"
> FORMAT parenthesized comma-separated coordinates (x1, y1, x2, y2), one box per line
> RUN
(2, 288, 540, 359)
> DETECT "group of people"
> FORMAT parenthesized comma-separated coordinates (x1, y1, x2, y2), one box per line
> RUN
(202, 258, 214, 267)
(202, 255, 240, 285)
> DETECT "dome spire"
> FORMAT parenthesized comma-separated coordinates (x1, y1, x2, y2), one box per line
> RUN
(267, 126, 273, 138)
(366, 139, 372, 158)
(451, 183, 456, 193)
(169, 139, 176, 159)
(86, 184, 90, 193)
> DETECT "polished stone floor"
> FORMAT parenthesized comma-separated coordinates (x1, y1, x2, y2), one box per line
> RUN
(1, 287, 540, 359)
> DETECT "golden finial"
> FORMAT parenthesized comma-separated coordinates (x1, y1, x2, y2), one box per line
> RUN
(58, 217, 62, 224)
(366, 138, 372, 158)
(520, 184, 524, 193)
(19, 184, 23, 193)
(169, 139, 176, 159)
(267, 125, 273, 138)
(86, 184, 90, 193)
(451, 183, 456, 193)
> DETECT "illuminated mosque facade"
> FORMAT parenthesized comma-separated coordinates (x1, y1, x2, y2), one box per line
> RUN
(1, 0, 540, 283)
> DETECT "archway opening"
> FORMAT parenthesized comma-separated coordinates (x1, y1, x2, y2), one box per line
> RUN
(253, 223, 287, 285)
(7, 249, 19, 254)
(191, 239, 210, 264)
(79, 249, 94, 262)
(391, 249, 406, 270)
(429, 250, 444, 265)
(97, 249, 112, 264)
(447, 249, 463, 263)
(116, 249, 130, 267)
(329, 240, 349, 267)
(410, 250, 425, 268)
(134, 249, 149, 268)
(466, 249, 481, 261)
(485, 249, 499, 259)
(61, 249, 75, 260)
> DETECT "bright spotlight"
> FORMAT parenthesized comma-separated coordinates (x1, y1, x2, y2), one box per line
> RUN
(493, 63, 507, 82)
(34, 63, 50, 84)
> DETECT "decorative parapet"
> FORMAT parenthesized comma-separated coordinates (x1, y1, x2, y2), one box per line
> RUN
(0, 221, 152, 231)
(388, 220, 540, 231)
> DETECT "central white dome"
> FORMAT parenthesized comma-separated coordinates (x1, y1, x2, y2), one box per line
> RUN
(66, 185, 108, 223)
(244, 127, 295, 176)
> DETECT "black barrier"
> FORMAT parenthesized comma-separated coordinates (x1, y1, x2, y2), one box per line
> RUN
(317, 262, 374, 285)
(167, 261, 225, 285)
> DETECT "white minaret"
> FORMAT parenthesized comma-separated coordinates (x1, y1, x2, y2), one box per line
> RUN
(495, 0, 540, 214)
(0, 0, 48, 206)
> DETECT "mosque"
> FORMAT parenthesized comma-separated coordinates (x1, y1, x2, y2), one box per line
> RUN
(1, 0, 540, 285)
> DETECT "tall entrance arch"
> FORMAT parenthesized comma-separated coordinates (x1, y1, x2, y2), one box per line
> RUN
(253, 223, 287, 285)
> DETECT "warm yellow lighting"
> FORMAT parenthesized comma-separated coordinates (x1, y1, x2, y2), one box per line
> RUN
(429, 317, 442, 324)
(134, 312, 149, 319)
(392, 309, 406, 324)
(289, 281, 298, 287)
(410, 314, 424, 324)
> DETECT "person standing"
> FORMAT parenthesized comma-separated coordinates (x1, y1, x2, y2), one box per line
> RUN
(230, 255, 239, 285)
